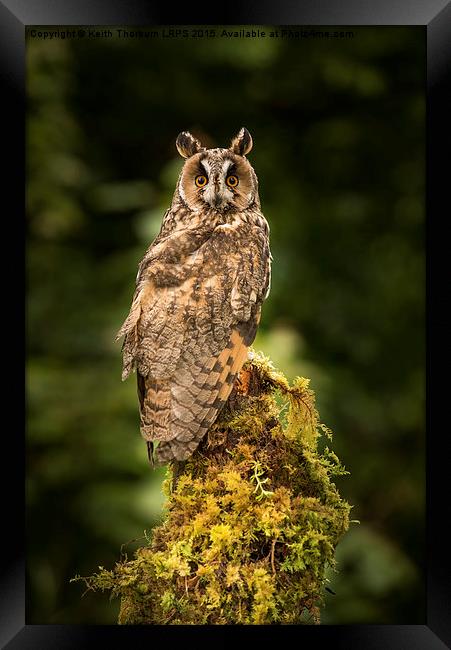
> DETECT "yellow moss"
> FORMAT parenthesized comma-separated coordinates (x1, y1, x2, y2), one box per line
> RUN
(209, 523, 235, 550)
(217, 467, 245, 491)
(196, 564, 215, 579)
(205, 581, 222, 609)
(225, 564, 242, 587)
(75, 352, 352, 624)
(254, 499, 288, 538)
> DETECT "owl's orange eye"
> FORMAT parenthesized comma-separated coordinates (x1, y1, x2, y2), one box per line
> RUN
(226, 175, 239, 188)
(195, 175, 207, 187)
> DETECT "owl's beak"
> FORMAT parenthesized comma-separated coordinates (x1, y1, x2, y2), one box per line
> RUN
(204, 177, 231, 209)
(205, 189, 227, 209)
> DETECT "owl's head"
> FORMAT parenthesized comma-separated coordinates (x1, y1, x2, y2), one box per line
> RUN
(174, 128, 259, 213)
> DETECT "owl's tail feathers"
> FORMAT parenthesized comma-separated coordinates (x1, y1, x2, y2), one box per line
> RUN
(146, 441, 155, 468)
(138, 376, 172, 444)
(156, 328, 250, 464)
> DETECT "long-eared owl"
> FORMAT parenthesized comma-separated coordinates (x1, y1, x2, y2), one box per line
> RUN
(117, 128, 271, 465)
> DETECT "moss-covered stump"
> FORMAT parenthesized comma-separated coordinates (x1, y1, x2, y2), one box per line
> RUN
(76, 352, 351, 624)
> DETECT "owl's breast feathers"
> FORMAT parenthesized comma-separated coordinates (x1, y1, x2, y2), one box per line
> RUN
(117, 211, 271, 463)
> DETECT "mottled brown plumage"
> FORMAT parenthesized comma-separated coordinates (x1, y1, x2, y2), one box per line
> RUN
(116, 128, 271, 464)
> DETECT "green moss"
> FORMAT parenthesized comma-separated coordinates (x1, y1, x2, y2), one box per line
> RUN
(73, 352, 352, 624)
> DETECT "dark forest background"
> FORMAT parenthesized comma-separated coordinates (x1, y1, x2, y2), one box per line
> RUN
(26, 26, 425, 624)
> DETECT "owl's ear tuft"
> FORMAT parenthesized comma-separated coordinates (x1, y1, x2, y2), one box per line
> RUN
(176, 131, 204, 158)
(230, 127, 253, 156)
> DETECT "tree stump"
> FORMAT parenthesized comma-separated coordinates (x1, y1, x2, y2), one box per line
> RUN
(75, 352, 351, 624)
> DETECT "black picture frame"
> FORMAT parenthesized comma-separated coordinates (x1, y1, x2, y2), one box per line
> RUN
(3, 0, 450, 647)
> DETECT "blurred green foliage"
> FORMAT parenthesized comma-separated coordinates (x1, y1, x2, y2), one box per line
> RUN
(26, 26, 425, 624)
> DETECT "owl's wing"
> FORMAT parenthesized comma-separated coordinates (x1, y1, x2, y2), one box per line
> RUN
(230, 224, 271, 321)
(117, 220, 269, 463)
(116, 224, 216, 380)
(144, 321, 252, 463)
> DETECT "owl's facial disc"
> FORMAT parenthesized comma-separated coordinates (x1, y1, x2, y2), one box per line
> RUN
(180, 149, 255, 212)
(199, 159, 236, 209)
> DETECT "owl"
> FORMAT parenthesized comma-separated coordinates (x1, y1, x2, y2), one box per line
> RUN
(116, 128, 271, 465)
